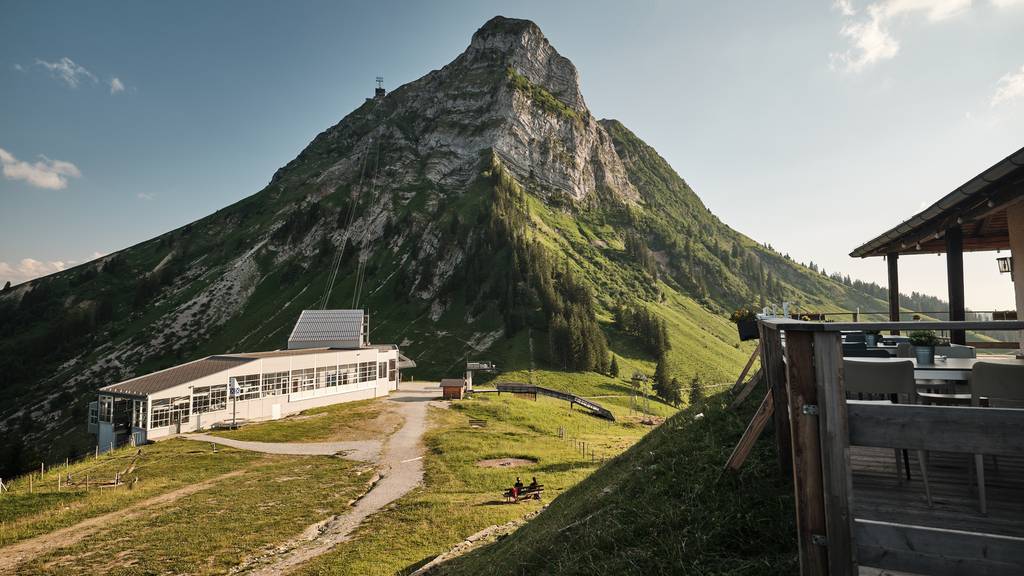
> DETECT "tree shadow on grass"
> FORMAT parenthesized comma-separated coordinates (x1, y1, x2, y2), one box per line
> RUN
(475, 499, 512, 506)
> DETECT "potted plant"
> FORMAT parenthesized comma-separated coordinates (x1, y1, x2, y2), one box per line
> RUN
(864, 330, 881, 347)
(909, 329, 941, 364)
(730, 306, 759, 341)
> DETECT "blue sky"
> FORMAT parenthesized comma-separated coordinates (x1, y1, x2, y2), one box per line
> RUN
(2, 0, 1024, 309)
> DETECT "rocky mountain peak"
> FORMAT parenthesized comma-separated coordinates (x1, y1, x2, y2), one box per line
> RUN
(466, 16, 584, 111)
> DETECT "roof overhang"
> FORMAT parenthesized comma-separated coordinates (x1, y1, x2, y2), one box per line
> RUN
(850, 146, 1024, 258)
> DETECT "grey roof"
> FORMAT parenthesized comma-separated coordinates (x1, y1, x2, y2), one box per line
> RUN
(100, 356, 255, 396)
(288, 309, 366, 350)
(850, 145, 1024, 258)
(440, 378, 465, 388)
(398, 354, 417, 369)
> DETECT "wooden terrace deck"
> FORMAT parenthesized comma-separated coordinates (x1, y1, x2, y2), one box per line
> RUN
(851, 447, 1024, 538)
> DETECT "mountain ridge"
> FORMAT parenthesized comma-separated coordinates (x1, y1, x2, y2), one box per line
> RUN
(0, 16, 906, 475)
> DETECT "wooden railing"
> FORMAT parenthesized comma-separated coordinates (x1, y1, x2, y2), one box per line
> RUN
(758, 318, 1024, 575)
(493, 383, 615, 421)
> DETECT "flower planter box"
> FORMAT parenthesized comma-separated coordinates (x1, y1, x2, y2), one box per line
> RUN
(737, 320, 760, 341)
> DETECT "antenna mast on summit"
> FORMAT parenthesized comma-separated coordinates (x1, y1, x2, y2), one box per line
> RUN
(374, 76, 386, 100)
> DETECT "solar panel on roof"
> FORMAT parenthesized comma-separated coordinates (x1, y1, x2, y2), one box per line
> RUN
(287, 309, 367, 350)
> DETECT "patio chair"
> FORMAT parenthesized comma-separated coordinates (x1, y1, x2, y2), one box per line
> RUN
(842, 342, 867, 356)
(845, 332, 867, 344)
(970, 361, 1024, 515)
(845, 359, 932, 506)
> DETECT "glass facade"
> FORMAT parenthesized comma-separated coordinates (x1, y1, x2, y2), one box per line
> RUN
(262, 371, 289, 396)
(151, 396, 190, 428)
(133, 353, 396, 428)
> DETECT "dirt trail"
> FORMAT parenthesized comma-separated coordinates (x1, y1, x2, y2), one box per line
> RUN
(241, 383, 439, 575)
(0, 469, 246, 573)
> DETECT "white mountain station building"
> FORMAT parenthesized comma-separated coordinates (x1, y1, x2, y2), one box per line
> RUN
(89, 310, 414, 452)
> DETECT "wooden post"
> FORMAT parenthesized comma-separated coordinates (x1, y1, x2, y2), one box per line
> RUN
(724, 390, 775, 472)
(813, 331, 856, 575)
(731, 344, 761, 394)
(887, 252, 900, 335)
(784, 330, 829, 575)
(946, 226, 966, 345)
(759, 322, 792, 476)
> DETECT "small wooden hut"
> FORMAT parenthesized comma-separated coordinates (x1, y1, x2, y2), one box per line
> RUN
(440, 378, 466, 400)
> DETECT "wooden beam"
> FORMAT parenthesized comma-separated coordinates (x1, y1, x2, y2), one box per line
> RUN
(970, 340, 1020, 349)
(784, 330, 828, 576)
(730, 344, 761, 395)
(887, 252, 900, 335)
(855, 519, 1024, 576)
(758, 321, 792, 476)
(812, 332, 855, 576)
(727, 369, 762, 410)
(847, 402, 1024, 456)
(723, 390, 774, 472)
(947, 226, 966, 345)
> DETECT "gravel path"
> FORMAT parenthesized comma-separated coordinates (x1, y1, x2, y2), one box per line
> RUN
(184, 434, 381, 462)
(242, 383, 440, 575)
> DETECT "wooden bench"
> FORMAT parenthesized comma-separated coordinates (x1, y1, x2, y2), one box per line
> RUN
(468, 419, 487, 428)
(503, 484, 544, 503)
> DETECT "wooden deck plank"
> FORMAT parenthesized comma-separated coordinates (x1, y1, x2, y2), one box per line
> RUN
(851, 446, 1024, 538)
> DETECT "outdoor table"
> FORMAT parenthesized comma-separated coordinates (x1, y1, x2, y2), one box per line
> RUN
(844, 357, 1024, 381)
(916, 391, 973, 406)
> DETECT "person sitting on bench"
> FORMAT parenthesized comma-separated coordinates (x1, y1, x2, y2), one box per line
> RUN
(528, 476, 538, 490)
(514, 477, 523, 492)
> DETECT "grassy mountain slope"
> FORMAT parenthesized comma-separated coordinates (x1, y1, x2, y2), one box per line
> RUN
(435, 392, 796, 575)
(0, 17, 912, 479)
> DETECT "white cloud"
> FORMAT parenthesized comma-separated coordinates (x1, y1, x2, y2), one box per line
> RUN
(0, 147, 82, 190)
(991, 0, 1024, 6)
(831, 0, 972, 72)
(0, 258, 74, 285)
(110, 77, 125, 94)
(136, 192, 156, 200)
(34, 57, 97, 88)
(835, 0, 857, 16)
(992, 64, 1024, 107)
(13, 63, 23, 71)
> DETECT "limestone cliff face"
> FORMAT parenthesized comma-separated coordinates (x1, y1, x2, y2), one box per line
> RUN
(302, 16, 638, 206)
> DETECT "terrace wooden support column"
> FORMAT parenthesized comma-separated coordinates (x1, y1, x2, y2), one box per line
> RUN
(886, 253, 900, 335)
(1008, 203, 1024, 356)
(946, 226, 966, 345)
(784, 330, 829, 575)
(758, 322, 792, 477)
(813, 331, 856, 575)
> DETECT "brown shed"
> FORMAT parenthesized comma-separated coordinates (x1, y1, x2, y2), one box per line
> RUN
(440, 378, 466, 400)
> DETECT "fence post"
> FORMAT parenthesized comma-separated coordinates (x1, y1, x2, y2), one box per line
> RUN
(784, 330, 829, 575)
(759, 321, 792, 476)
(813, 331, 856, 575)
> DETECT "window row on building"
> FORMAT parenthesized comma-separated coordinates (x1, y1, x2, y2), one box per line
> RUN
(144, 360, 396, 429)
